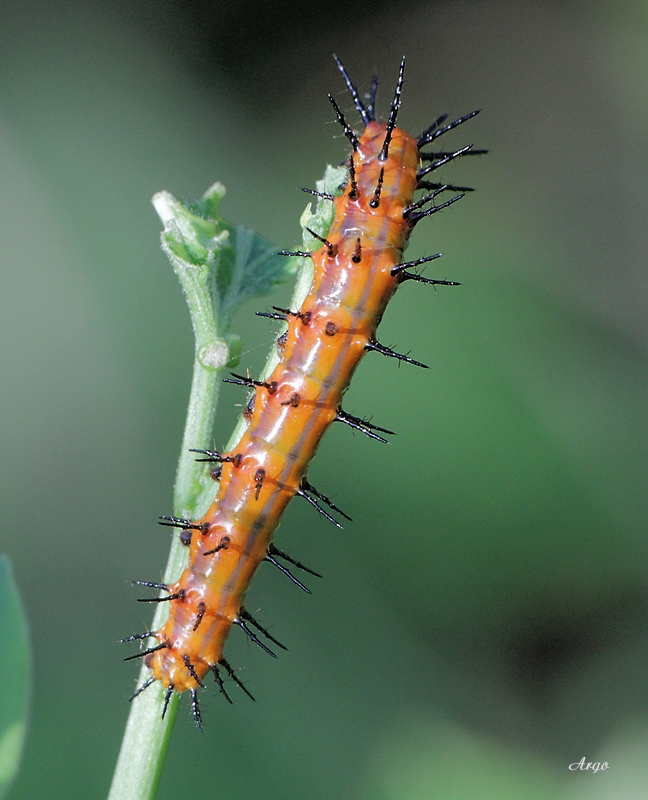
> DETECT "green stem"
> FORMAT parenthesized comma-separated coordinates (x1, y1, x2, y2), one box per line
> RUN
(109, 359, 223, 797)
(108, 167, 343, 800)
(108, 266, 310, 800)
(108, 289, 225, 800)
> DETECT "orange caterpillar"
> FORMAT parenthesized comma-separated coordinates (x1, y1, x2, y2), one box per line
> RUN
(124, 56, 481, 728)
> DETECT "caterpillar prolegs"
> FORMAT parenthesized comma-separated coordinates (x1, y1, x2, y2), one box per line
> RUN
(123, 56, 482, 728)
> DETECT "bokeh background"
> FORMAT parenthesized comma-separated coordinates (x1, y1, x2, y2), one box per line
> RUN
(1, 0, 647, 797)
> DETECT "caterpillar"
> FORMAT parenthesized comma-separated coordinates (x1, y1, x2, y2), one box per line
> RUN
(123, 55, 481, 729)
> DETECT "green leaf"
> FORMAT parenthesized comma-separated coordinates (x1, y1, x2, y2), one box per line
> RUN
(153, 182, 293, 335)
(0, 556, 30, 799)
(214, 223, 293, 330)
(300, 164, 347, 249)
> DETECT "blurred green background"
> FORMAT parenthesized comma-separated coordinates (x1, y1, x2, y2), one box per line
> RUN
(1, 0, 647, 797)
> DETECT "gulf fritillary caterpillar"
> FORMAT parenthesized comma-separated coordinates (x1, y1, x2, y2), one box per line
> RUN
(123, 56, 482, 729)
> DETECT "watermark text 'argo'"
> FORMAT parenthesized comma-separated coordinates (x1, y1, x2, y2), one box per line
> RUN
(569, 758, 609, 773)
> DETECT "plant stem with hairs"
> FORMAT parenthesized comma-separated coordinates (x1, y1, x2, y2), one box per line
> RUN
(108, 167, 344, 800)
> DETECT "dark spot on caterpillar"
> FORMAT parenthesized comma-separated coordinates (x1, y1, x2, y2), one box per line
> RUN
(243, 396, 255, 421)
(203, 535, 231, 557)
(276, 332, 288, 354)
(193, 601, 206, 631)
(254, 468, 266, 500)
(210, 466, 222, 482)
(252, 515, 267, 532)
(281, 392, 301, 407)
(352, 238, 362, 263)
(180, 529, 192, 547)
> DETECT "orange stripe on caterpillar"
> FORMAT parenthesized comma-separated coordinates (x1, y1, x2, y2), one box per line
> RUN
(125, 55, 482, 726)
